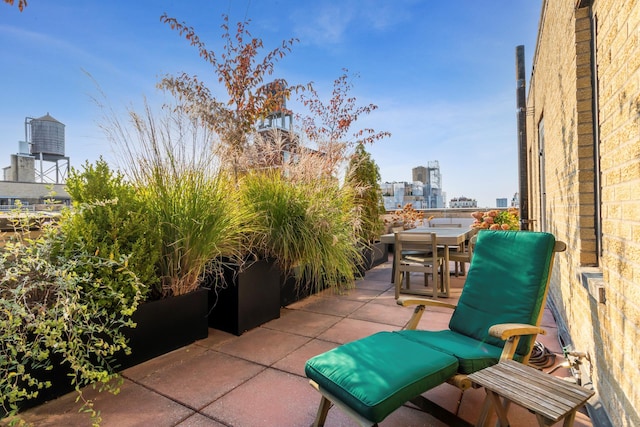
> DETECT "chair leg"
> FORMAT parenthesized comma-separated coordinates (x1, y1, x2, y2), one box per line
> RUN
(313, 396, 332, 427)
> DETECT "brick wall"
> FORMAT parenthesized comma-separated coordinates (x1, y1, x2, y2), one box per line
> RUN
(526, 1, 640, 425)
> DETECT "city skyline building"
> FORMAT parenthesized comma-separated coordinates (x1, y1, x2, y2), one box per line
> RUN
(450, 196, 478, 209)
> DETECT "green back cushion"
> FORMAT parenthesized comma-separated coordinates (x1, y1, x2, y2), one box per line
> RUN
(305, 331, 458, 423)
(449, 230, 555, 356)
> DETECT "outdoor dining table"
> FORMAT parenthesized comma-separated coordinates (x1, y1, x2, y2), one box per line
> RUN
(380, 226, 477, 297)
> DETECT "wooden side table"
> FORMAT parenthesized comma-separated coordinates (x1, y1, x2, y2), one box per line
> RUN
(468, 359, 595, 427)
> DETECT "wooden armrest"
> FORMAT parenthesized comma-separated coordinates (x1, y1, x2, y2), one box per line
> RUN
(397, 297, 457, 330)
(396, 297, 457, 310)
(490, 323, 547, 361)
(489, 323, 546, 340)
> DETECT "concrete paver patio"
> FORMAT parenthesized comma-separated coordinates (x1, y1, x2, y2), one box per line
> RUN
(6, 259, 593, 427)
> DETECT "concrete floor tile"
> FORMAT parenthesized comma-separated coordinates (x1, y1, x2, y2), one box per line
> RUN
(368, 289, 398, 306)
(541, 306, 558, 327)
(415, 309, 454, 331)
(175, 413, 227, 426)
(297, 295, 366, 317)
(133, 350, 265, 410)
(457, 385, 489, 424)
(6, 261, 593, 427)
(263, 308, 341, 337)
(201, 368, 320, 427)
(14, 379, 194, 427)
(325, 286, 384, 302)
(536, 326, 564, 354)
(379, 405, 449, 426)
(320, 403, 449, 427)
(193, 328, 238, 349)
(317, 317, 397, 344)
(348, 301, 414, 327)
(272, 338, 339, 377)
(123, 344, 208, 381)
(418, 383, 464, 417)
(215, 327, 310, 366)
(356, 273, 394, 290)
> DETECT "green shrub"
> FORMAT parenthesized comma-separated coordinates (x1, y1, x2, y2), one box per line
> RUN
(345, 142, 384, 244)
(238, 171, 359, 294)
(60, 158, 161, 299)
(0, 222, 143, 423)
(139, 168, 247, 296)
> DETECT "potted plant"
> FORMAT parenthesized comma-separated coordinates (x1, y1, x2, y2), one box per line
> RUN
(471, 208, 520, 230)
(58, 158, 205, 368)
(384, 203, 425, 231)
(98, 102, 247, 360)
(235, 170, 360, 307)
(0, 214, 144, 423)
(346, 142, 387, 273)
(59, 157, 206, 369)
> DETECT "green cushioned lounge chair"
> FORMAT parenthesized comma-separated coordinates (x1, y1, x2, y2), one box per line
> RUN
(305, 230, 566, 426)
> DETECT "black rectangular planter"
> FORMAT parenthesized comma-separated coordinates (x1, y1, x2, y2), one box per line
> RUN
(280, 268, 330, 307)
(356, 241, 389, 277)
(280, 273, 308, 307)
(208, 259, 281, 336)
(11, 289, 209, 413)
(120, 288, 209, 369)
(370, 241, 389, 268)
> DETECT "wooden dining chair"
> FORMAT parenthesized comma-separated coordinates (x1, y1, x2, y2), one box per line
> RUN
(394, 231, 444, 299)
(449, 234, 477, 277)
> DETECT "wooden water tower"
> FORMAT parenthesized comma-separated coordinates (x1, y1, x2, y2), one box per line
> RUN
(25, 113, 69, 184)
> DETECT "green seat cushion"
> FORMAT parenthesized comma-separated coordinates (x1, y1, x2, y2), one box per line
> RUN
(305, 331, 459, 423)
(449, 230, 556, 356)
(397, 329, 512, 374)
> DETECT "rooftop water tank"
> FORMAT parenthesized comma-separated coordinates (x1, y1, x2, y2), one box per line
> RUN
(29, 113, 65, 157)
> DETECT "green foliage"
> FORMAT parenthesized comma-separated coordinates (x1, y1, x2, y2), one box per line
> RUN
(140, 168, 247, 296)
(494, 209, 520, 230)
(346, 142, 384, 244)
(238, 171, 359, 294)
(0, 221, 143, 422)
(100, 99, 251, 298)
(59, 158, 161, 299)
(471, 208, 520, 230)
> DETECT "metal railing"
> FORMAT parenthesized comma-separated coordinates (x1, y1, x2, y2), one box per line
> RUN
(0, 204, 36, 212)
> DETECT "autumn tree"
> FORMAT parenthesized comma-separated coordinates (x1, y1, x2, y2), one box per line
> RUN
(158, 13, 308, 177)
(3, 0, 27, 11)
(299, 70, 391, 176)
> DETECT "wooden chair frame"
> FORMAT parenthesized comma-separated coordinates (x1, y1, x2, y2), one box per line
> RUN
(393, 231, 444, 299)
(308, 235, 567, 427)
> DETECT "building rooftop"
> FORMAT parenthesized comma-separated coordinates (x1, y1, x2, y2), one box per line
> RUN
(9, 260, 593, 427)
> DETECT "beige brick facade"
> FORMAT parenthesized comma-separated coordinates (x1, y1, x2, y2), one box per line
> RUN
(526, 1, 640, 425)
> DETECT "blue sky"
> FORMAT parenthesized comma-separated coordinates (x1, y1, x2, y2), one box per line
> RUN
(0, 0, 541, 208)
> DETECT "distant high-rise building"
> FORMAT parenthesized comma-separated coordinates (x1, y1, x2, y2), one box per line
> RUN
(511, 192, 520, 208)
(496, 198, 508, 208)
(412, 166, 427, 183)
(411, 162, 444, 208)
